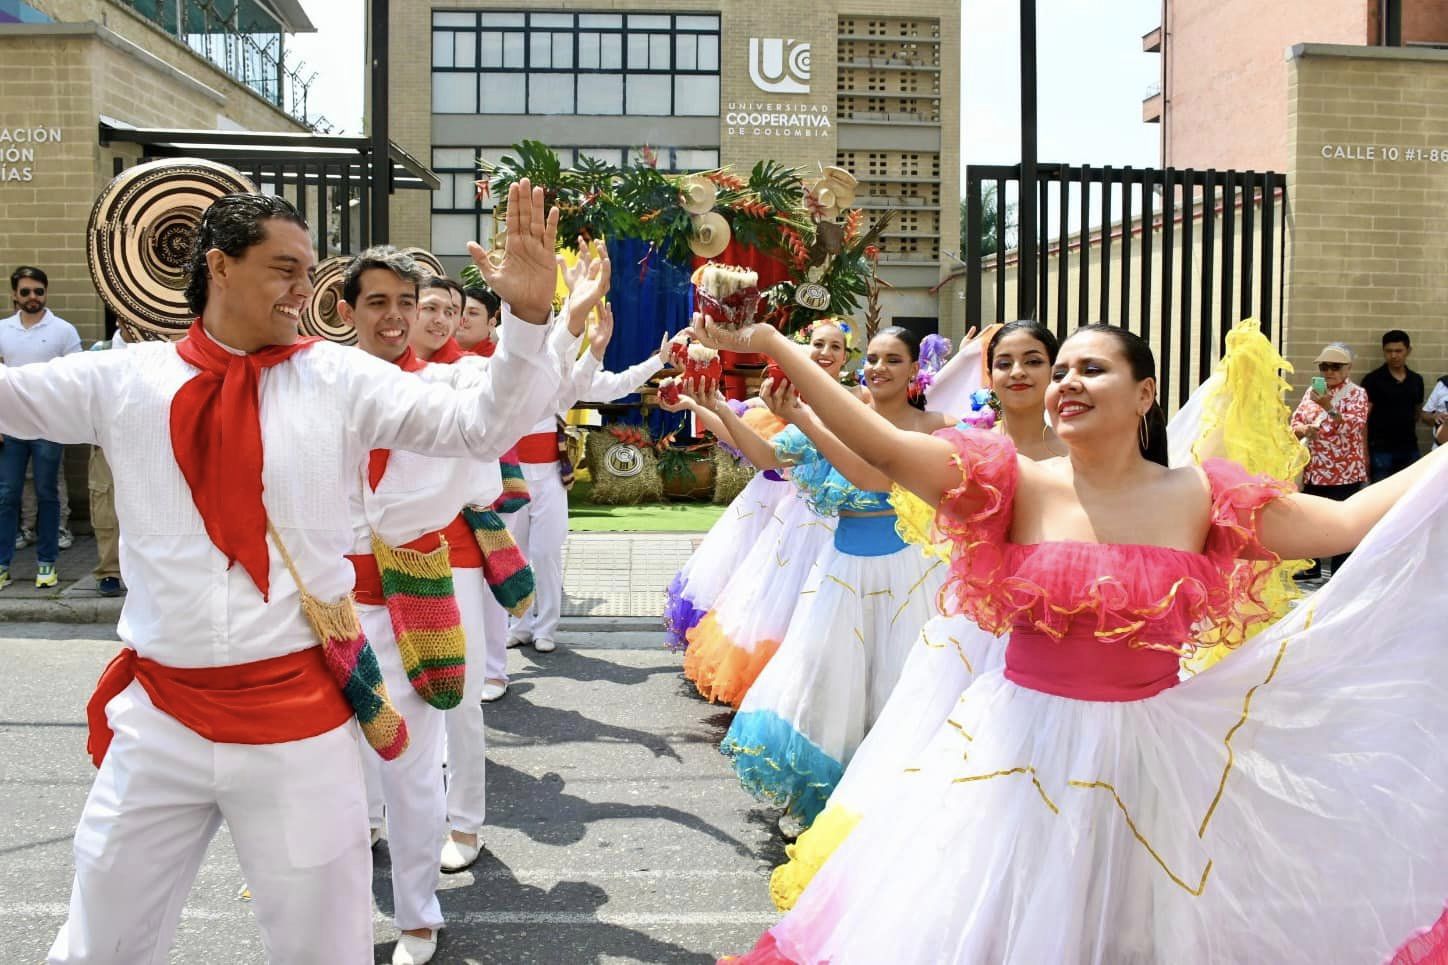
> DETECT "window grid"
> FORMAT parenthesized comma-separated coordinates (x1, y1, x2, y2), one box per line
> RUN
(432, 11, 721, 116)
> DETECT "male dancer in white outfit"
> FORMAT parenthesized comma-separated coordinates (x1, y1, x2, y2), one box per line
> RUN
(12, 183, 564, 964)
(340, 246, 580, 964)
(434, 254, 613, 877)
(504, 263, 669, 654)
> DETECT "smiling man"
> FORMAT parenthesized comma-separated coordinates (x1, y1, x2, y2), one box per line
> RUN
(335, 247, 568, 964)
(412, 276, 465, 362)
(0, 181, 568, 964)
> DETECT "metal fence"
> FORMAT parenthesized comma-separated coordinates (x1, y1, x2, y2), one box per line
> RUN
(964, 164, 1288, 409)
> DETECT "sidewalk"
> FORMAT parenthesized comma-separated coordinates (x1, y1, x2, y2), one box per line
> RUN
(0, 531, 703, 625)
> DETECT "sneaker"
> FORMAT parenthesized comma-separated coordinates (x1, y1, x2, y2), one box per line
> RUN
(14, 528, 33, 550)
(532, 638, 556, 654)
(97, 576, 124, 597)
(35, 563, 58, 588)
(0, 567, 10, 591)
(57, 528, 73, 550)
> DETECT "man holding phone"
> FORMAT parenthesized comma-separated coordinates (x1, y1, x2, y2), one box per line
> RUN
(1290, 342, 1370, 580)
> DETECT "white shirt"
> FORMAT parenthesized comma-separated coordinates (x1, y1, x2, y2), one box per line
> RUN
(0, 309, 82, 367)
(0, 307, 567, 668)
(1425, 379, 1448, 450)
(518, 350, 665, 481)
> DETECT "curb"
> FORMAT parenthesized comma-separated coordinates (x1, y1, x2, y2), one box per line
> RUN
(0, 596, 125, 624)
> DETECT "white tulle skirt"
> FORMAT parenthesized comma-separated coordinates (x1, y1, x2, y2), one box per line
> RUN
(682, 489, 837, 707)
(720, 515, 948, 824)
(754, 455, 1448, 964)
(664, 471, 791, 650)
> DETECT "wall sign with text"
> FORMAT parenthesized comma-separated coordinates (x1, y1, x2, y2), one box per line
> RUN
(0, 126, 62, 183)
(1320, 143, 1448, 163)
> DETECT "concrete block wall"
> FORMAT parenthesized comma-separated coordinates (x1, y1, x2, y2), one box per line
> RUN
(1285, 44, 1448, 402)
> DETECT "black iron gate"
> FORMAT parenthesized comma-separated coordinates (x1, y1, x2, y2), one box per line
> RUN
(963, 164, 1287, 410)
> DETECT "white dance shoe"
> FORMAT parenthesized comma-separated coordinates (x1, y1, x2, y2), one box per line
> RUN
(480, 679, 509, 702)
(440, 836, 482, 873)
(393, 930, 438, 965)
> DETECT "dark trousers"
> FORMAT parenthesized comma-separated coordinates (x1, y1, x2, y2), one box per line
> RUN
(1370, 447, 1419, 483)
(1299, 481, 1363, 579)
(0, 436, 62, 566)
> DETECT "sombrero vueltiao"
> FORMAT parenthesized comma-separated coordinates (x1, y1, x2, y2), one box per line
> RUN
(299, 255, 355, 344)
(87, 157, 256, 342)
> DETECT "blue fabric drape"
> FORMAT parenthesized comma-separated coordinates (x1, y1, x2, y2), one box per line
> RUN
(600, 237, 694, 436)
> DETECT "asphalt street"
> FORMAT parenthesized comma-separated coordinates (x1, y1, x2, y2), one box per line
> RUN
(0, 626, 783, 964)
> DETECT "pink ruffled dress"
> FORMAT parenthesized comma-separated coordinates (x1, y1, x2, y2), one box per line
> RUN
(729, 428, 1448, 964)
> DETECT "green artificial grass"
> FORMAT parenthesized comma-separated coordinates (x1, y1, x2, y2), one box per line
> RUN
(567, 480, 726, 532)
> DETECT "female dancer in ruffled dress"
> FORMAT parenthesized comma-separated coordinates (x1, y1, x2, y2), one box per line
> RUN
(769, 319, 1061, 908)
(661, 321, 851, 650)
(680, 327, 863, 706)
(709, 327, 952, 830)
(698, 315, 1448, 964)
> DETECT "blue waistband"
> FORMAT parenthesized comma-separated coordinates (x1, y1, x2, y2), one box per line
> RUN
(833, 513, 906, 557)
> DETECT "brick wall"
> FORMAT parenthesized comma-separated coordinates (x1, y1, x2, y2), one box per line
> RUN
(1284, 44, 1448, 409)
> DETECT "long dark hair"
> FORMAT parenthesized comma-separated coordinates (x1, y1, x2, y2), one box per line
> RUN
(988, 319, 1060, 366)
(1066, 323, 1169, 467)
(872, 325, 926, 409)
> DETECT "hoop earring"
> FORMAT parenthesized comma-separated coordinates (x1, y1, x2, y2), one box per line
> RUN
(1138, 414, 1149, 452)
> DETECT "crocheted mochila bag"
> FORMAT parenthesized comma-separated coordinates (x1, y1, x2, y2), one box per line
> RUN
(370, 533, 466, 710)
(461, 506, 536, 617)
(267, 523, 408, 760)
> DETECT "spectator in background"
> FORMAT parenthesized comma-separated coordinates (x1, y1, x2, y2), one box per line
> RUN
(1290, 342, 1370, 581)
(1421, 372, 1448, 451)
(458, 285, 500, 355)
(87, 330, 126, 597)
(1360, 329, 1424, 481)
(0, 266, 82, 590)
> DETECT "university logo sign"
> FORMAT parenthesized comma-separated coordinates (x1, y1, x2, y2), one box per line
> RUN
(748, 38, 811, 94)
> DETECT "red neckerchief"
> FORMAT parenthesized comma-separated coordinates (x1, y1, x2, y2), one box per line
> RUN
(169, 321, 319, 600)
(471, 339, 496, 358)
(429, 337, 466, 365)
(366, 346, 427, 490)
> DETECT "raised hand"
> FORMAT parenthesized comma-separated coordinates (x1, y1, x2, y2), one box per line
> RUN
(588, 302, 615, 360)
(688, 311, 773, 356)
(466, 178, 560, 325)
(564, 240, 612, 337)
(560, 236, 592, 291)
(760, 376, 804, 423)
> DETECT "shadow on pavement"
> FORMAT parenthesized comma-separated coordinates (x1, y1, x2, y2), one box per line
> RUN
(511, 647, 680, 687)
(484, 761, 754, 859)
(486, 681, 684, 761)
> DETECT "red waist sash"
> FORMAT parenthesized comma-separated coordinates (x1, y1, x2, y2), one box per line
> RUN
(347, 515, 481, 605)
(86, 645, 353, 767)
(516, 431, 558, 464)
(1004, 627, 1181, 702)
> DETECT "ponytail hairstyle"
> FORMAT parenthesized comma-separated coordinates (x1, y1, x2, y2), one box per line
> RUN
(988, 319, 1060, 367)
(1068, 324, 1169, 467)
(872, 325, 928, 409)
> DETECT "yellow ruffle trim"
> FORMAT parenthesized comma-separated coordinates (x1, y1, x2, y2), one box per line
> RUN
(1183, 318, 1311, 673)
(889, 484, 952, 562)
(768, 804, 862, 911)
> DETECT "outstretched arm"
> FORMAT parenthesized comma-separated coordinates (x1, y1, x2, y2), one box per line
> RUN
(656, 389, 739, 448)
(1257, 443, 1448, 559)
(0, 350, 110, 446)
(703, 387, 784, 471)
(693, 317, 958, 505)
(761, 380, 894, 493)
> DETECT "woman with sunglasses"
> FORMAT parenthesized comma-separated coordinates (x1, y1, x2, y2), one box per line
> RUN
(1290, 342, 1369, 580)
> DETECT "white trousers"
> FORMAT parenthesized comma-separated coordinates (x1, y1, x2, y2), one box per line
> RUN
(505, 470, 567, 643)
(443, 570, 499, 835)
(48, 680, 372, 964)
(358, 604, 447, 932)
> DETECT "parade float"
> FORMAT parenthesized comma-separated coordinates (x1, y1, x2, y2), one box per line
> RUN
(467, 141, 891, 505)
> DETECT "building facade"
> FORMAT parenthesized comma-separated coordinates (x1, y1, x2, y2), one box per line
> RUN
(0, 0, 317, 342)
(386, 0, 963, 336)
(1142, 0, 1448, 172)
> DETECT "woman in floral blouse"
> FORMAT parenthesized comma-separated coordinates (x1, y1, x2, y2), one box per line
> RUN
(1291, 342, 1370, 579)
